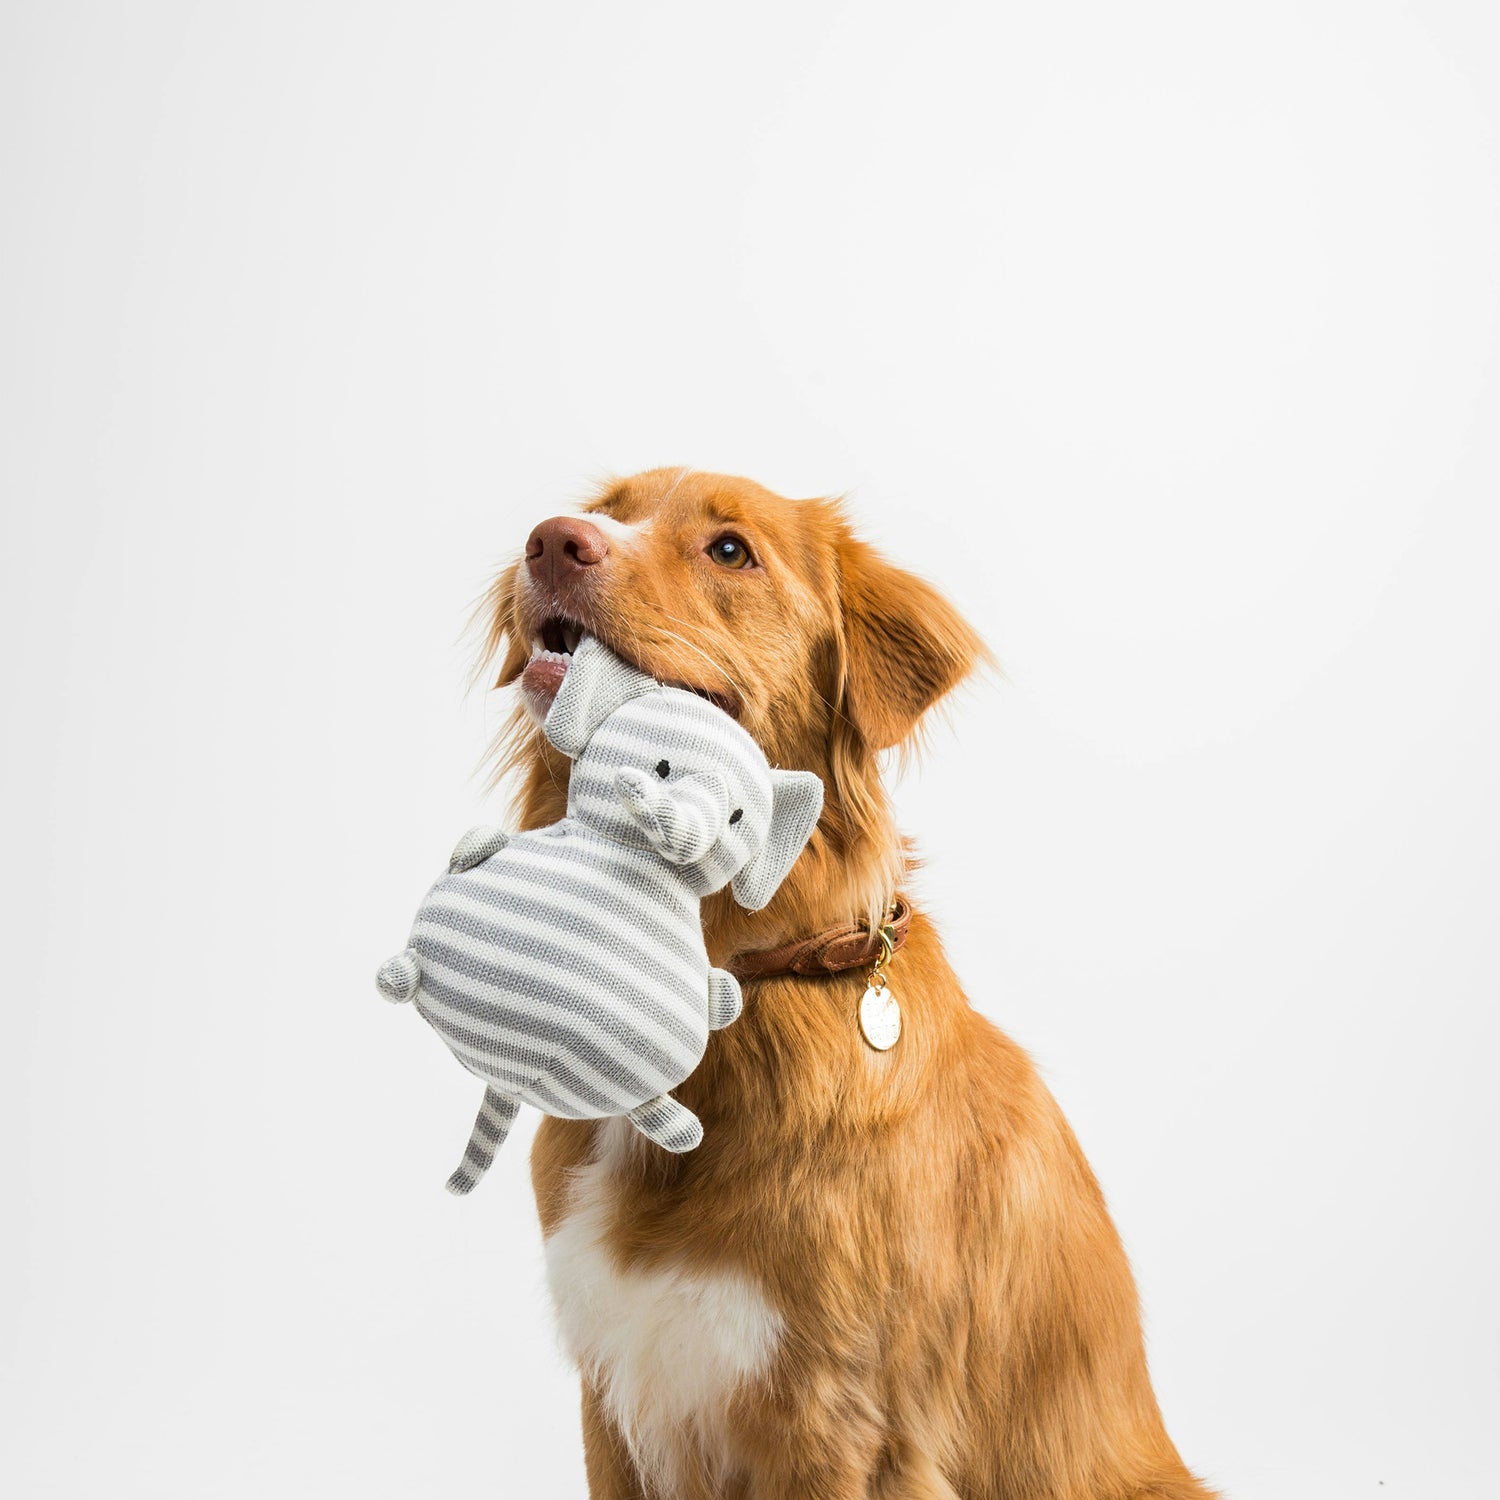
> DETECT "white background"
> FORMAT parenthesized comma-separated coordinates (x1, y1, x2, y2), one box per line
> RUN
(3, 3, 1497, 1496)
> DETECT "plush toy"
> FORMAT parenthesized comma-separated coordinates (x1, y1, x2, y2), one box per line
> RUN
(376, 636, 824, 1194)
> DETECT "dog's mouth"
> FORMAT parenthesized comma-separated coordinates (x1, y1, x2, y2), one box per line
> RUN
(519, 613, 740, 721)
(519, 616, 584, 709)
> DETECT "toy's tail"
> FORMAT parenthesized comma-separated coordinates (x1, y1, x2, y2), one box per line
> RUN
(376, 949, 422, 1003)
(446, 1087, 520, 1196)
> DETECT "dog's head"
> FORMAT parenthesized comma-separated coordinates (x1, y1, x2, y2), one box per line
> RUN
(478, 468, 986, 940)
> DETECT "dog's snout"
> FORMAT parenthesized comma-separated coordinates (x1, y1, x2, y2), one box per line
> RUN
(526, 516, 610, 588)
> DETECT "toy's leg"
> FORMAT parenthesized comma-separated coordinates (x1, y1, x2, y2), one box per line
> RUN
(448, 824, 511, 873)
(446, 1087, 520, 1195)
(707, 967, 743, 1030)
(376, 949, 421, 1003)
(627, 1094, 703, 1153)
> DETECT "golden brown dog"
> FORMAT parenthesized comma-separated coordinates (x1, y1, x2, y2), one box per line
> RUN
(479, 468, 1214, 1500)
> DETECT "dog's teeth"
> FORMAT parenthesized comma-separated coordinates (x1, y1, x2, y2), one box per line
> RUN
(531, 648, 571, 666)
(530, 640, 544, 660)
(563, 625, 582, 654)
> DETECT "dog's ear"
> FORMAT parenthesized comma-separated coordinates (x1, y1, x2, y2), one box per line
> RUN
(475, 562, 530, 689)
(837, 536, 987, 751)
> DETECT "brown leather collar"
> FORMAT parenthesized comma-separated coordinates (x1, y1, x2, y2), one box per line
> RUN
(727, 897, 912, 981)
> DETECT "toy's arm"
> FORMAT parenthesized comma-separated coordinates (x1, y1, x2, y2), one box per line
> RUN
(448, 825, 511, 873)
(628, 1094, 703, 1153)
(707, 968, 742, 1030)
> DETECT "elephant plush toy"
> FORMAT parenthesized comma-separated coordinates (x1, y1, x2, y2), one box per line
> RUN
(376, 636, 824, 1194)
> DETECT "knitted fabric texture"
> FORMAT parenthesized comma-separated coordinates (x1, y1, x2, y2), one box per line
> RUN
(377, 636, 824, 1193)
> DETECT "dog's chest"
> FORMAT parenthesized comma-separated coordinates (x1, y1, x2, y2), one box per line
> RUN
(542, 1121, 783, 1482)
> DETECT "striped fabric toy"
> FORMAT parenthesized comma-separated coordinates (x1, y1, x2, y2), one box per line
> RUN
(376, 636, 823, 1194)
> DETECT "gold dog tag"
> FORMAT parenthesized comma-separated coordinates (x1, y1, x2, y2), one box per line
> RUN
(859, 979, 901, 1051)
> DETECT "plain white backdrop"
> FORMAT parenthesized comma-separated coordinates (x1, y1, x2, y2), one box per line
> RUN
(3, 3, 1497, 1496)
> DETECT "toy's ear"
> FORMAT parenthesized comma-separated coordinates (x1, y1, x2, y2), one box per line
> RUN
(543, 637, 657, 758)
(730, 769, 824, 911)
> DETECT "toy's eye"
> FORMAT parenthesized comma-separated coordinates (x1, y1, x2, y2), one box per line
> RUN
(656, 760, 670, 778)
(729, 808, 743, 825)
(707, 535, 752, 569)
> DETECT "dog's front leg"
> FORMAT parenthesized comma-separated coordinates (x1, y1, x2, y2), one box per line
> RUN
(737, 1423, 960, 1500)
(734, 1427, 889, 1500)
(581, 1382, 648, 1500)
(740, 1457, 877, 1500)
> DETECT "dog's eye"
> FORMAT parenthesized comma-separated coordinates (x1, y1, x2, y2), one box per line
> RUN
(729, 808, 743, 825)
(656, 760, 670, 778)
(707, 535, 752, 569)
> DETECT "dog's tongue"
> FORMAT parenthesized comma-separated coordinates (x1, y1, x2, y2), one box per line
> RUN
(520, 645, 573, 713)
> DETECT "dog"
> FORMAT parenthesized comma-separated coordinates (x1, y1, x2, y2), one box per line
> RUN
(478, 469, 1215, 1500)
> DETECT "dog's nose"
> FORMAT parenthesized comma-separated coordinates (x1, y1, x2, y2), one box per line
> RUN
(526, 516, 610, 588)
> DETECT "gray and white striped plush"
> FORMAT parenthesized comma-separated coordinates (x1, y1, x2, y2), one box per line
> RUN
(376, 636, 823, 1194)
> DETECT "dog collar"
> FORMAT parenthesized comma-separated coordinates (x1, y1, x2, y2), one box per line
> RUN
(726, 897, 912, 981)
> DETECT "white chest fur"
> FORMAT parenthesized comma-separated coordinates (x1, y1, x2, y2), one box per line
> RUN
(543, 1120, 783, 1487)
